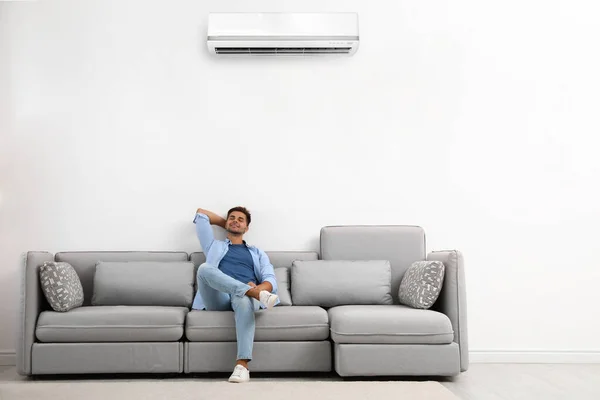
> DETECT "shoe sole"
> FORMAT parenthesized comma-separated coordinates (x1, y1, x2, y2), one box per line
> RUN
(228, 378, 249, 383)
(264, 295, 278, 309)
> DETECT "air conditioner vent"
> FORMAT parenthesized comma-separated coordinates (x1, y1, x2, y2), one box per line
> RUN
(214, 47, 352, 55)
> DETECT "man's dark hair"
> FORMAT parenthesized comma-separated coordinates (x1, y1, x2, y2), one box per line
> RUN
(227, 206, 251, 225)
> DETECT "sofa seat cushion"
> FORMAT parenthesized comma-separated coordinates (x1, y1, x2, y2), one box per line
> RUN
(92, 261, 195, 307)
(186, 306, 329, 342)
(328, 305, 454, 344)
(36, 306, 188, 342)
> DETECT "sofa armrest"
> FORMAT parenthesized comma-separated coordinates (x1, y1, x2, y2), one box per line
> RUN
(17, 251, 53, 376)
(427, 250, 469, 371)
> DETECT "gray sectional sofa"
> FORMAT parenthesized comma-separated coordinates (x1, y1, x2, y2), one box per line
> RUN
(17, 225, 468, 377)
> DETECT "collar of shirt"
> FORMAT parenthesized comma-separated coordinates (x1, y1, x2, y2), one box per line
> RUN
(225, 238, 256, 250)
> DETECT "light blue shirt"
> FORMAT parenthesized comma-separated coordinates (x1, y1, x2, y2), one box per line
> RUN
(191, 212, 279, 310)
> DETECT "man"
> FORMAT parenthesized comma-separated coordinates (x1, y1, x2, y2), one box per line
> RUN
(192, 206, 279, 383)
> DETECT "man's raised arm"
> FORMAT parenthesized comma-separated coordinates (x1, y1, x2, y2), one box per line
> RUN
(196, 208, 226, 229)
(193, 208, 226, 254)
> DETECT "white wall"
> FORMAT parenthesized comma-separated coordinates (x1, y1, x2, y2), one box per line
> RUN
(1, 0, 599, 363)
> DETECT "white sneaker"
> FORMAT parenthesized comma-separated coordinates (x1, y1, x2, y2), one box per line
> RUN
(259, 290, 278, 309)
(228, 364, 250, 383)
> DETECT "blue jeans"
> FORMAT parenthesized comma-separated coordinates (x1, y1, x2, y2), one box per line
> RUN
(196, 263, 260, 361)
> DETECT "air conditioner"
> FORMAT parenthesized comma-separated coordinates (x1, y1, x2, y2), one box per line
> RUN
(207, 12, 359, 56)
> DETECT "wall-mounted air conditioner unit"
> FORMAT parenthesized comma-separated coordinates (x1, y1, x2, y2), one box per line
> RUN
(207, 12, 359, 56)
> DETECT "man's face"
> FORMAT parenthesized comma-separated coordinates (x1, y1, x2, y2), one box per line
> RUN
(225, 211, 249, 235)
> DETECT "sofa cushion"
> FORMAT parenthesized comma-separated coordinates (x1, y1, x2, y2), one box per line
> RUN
(54, 252, 189, 306)
(274, 267, 292, 306)
(36, 306, 188, 342)
(186, 306, 329, 341)
(328, 305, 454, 344)
(39, 261, 84, 312)
(398, 260, 445, 309)
(320, 226, 426, 304)
(291, 260, 393, 307)
(92, 261, 195, 307)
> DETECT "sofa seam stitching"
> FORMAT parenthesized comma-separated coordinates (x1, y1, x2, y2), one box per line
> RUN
(331, 330, 454, 337)
(38, 325, 182, 329)
(186, 324, 329, 330)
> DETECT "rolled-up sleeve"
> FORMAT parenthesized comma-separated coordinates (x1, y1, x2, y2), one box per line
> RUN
(193, 213, 207, 224)
(193, 213, 214, 254)
(258, 250, 278, 294)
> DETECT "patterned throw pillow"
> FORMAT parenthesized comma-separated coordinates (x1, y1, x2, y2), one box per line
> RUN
(398, 261, 445, 309)
(39, 261, 84, 312)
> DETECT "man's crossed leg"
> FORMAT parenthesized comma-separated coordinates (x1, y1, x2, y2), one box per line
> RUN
(196, 263, 278, 382)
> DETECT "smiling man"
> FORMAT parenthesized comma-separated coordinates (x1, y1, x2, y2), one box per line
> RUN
(192, 206, 279, 383)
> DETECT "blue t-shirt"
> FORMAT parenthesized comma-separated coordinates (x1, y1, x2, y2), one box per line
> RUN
(218, 244, 257, 284)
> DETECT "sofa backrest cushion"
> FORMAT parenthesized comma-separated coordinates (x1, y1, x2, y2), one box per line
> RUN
(92, 261, 195, 307)
(320, 226, 426, 304)
(274, 267, 292, 306)
(291, 260, 393, 307)
(55, 252, 189, 305)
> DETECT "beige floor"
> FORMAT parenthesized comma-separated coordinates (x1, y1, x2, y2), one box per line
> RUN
(2, 364, 600, 400)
